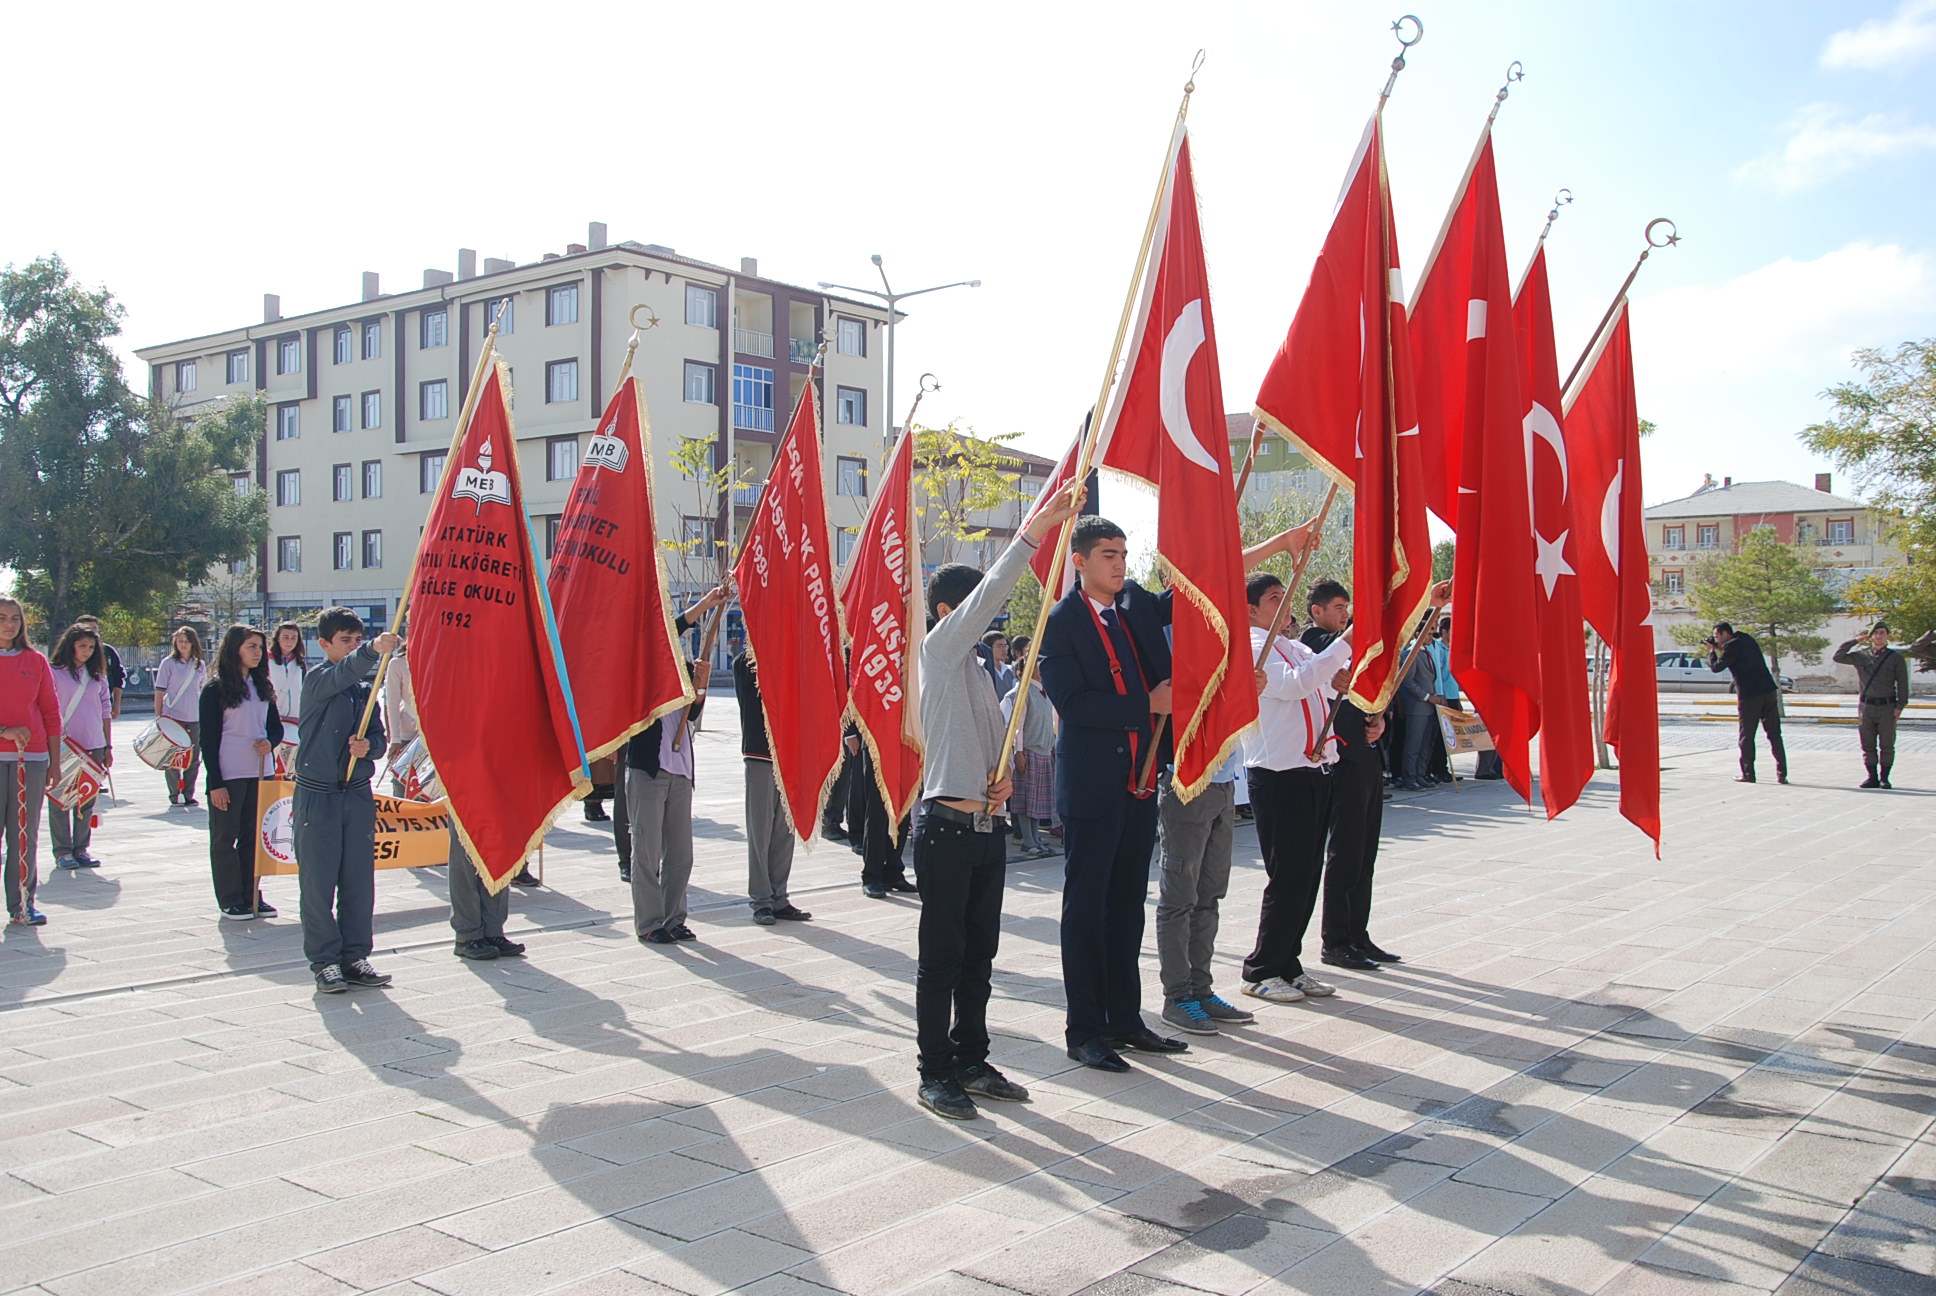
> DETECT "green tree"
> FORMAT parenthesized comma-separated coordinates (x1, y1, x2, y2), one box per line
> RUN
(1431, 539, 1456, 583)
(1, 256, 265, 634)
(913, 421, 1024, 565)
(1005, 568, 1044, 642)
(1238, 479, 1351, 604)
(1798, 338, 1936, 636)
(1667, 527, 1839, 669)
(662, 432, 744, 593)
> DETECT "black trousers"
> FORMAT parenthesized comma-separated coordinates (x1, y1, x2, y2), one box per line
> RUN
(913, 810, 1007, 1078)
(826, 748, 856, 834)
(1243, 765, 1332, 983)
(208, 777, 261, 910)
(1060, 795, 1160, 1047)
(1737, 691, 1787, 778)
(1322, 757, 1383, 949)
(854, 759, 909, 888)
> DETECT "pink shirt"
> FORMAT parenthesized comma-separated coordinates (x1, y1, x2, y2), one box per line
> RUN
(52, 667, 112, 751)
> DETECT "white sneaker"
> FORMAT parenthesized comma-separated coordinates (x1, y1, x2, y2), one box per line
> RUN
(1241, 976, 1306, 1003)
(1291, 973, 1336, 997)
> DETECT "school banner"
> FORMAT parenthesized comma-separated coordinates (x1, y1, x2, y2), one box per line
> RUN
(254, 780, 453, 874)
(1437, 705, 1496, 755)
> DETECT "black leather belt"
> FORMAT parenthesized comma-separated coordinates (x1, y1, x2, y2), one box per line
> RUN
(924, 800, 1007, 833)
(1861, 697, 1897, 707)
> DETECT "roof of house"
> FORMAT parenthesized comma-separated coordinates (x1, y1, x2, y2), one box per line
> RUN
(1644, 479, 1867, 520)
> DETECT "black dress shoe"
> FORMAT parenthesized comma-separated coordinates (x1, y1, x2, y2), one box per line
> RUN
(1734, 775, 1755, 783)
(862, 883, 887, 899)
(1066, 1039, 1131, 1072)
(582, 801, 610, 822)
(1106, 1027, 1189, 1054)
(887, 878, 919, 893)
(1321, 947, 1380, 971)
(1357, 941, 1402, 963)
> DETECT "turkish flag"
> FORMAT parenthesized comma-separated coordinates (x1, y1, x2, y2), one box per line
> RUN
(1091, 128, 1255, 798)
(548, 376, 694, 764)
(839, 428, 924, 828)
(1514, 246, 1594, 819)
(1255, 115, 1433, 716)
(1409, 132, 1540, 801)
(732, 387, 849, 839)
(1023, 423, 1099, 602)
(409, 364, 587, 890)
(1563, 302, 1660, 852)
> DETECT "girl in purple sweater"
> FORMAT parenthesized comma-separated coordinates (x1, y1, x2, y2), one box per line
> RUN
(49, 624, 114, 870)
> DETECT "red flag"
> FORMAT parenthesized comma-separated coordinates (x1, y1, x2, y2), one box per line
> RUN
(1514, 246, 1594, 819)
(1091, 128, 1255, 797)
(1024, 431, 1090, 601)
(839, 428, 924, 827)
(732, 387, 849, 840)
(1409, 131, 1540, 800)
(1563, 302, 1660, 852)
(410, 364, 587, 889)
(1255, 115, 1433, 715)
(548, 376, 694, 762)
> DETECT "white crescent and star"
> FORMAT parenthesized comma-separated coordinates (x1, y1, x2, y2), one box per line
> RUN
(1524, 400, 1575, 597)
(1159, 300, 1220, 474)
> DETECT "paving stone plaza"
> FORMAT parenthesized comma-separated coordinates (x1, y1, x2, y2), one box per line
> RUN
(1, 712, 1931, 1296)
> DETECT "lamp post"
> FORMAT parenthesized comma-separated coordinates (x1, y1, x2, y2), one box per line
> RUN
(818, 255, 979, 452)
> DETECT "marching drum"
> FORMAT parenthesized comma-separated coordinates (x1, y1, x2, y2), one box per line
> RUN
(393, 736, 443, 801)
(46, 742, 107, 811)
(133, 718, 194, 771)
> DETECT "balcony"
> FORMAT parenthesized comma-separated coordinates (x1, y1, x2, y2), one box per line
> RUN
(788, 338, 817, 365)
(733, 404, 775, 433)
(733, 483, 763, 507)
(733, 328, 775, 359)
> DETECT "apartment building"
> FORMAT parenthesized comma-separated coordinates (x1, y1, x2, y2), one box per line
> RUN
(134, 224, 891, 634)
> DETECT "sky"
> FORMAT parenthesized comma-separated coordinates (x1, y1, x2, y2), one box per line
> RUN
(9, 0, 1936, 546)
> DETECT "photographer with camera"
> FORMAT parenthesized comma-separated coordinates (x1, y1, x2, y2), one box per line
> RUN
(1706, 623, 1787, 784)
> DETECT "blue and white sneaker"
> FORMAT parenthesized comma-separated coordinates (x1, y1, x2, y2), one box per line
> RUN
(1161, 998, 1219, 1036)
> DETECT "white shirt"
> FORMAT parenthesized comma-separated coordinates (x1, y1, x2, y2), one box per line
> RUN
(266, 656, 306, 720)
(1243, 626, 1353, 772)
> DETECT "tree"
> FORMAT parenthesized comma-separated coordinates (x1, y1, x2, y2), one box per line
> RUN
(193, 564, 262, 628)
(1667, 527, 1839, 669)
(663, 432, 743, 594)
(0, 256, 266, 634)
(1431, 539, 1456, 583)
(913, 421, 1024, 565)
(1798, 338, 1936, 636)
(1238, 479, 1351, 603)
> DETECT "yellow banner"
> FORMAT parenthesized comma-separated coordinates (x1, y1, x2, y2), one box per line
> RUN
(1436, 705, 1496, 755)
(253, 779, 452, 875)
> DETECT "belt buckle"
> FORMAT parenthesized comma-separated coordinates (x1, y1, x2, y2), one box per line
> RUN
(972, 810, 992, 833)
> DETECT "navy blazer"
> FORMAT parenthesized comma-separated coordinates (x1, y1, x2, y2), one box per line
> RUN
(1038, 579, 1174, 819)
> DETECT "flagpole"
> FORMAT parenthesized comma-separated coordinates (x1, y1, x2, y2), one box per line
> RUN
(345, 302, 509, 783)
(1512, 189, 1573, 299)
(1407, 60, 1522, 314)
(991, 53, 1205, 805)
(526, 509, 592, 781)
(1562, 218, 1680, 395)
(1232, 417, 1267, 499)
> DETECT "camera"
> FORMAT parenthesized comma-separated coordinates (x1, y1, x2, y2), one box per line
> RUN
(1701, 636, 1717, 648)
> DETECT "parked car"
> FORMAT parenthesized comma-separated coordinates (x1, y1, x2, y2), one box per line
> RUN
(1655, 650, 1793, 692)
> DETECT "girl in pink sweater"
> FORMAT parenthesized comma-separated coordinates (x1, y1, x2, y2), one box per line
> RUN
(49, 623, 114, 870)
(0, 597, 62, 925)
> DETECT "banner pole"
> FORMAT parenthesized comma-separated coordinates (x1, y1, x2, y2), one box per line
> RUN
(1232, 417, 1267, 500)
(1562, 219, 1680, 395)
(1254, 482, 1340, 671)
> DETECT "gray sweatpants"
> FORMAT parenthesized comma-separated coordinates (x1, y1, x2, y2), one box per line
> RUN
(628, 768, 694, 937)
(745, 758, 794, 913)
(447, 825, 508, 942)
(49, 746, 108, 859)
(294, 782, 377, 971)
(3, 760, 48, 916)
(1155, 773, 1236, 1003)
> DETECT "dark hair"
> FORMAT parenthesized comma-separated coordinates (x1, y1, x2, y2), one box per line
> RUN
(1872, 621, 1890, 632)
(927, 564, 983, 625)
(317, 606, 365, 641)
(1714, 622, 1733, 636)
(270, 621, 307, 666)
(981, 630, 1007, 649)
(1009, 635, 1031, 661)
(50, 624, 105, 679)
(169, 624, 204, 662)
(1071, 515, 1126, 558)
(1307, 579, 1350, 612)
(1246, 572, 1285, 607)
(76, 612, 102, 625)
(0, 597, 24, 652)
(213, 624, 271, 709)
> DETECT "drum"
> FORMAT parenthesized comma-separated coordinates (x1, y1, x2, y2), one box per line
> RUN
(47, 741, 107, 811)
(273, 735, 300, 780)
(393, 736, 442, 801)
(133, 718, 194, 771)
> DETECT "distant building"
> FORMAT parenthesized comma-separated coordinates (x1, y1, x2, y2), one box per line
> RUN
(1225, 413, 1321, 504)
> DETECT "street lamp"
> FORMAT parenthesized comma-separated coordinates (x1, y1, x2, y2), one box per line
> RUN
(818, 254, 980, 451)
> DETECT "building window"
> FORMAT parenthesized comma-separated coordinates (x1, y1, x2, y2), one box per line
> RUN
(232, 473, 253, 497)
(1697, 523, 1719, 549)
(1020, 478, 1043, 501)
(420, 452, 446, 494)
(361, 391, 381, 430)
(362, 321, 381, 360)
(277, 338, 300, 375)
(731, 364, 774, 432)
(1664, 569, 1684, 594)
(176, 360, 197, 393)
(333, 532, 354, 571)
(546, 283, 579, 326)
(836, 386, 867, 427)
(226, 350, 249, 384)
(835, 455, 867, 497)
(275, 405, 300, 440)
(362, 530, 383, 569)
(547, 436, 579, 481)
(421, 307, 448, 349)
(546, 359, 579, 404)
(276, 469, 301, 507)
(1828, 518, 1854, 544)
(362, 460, 382, 498)
(836, 317, 866, 357)
(332, 463, 353, 502)
(684, 362, 716, 404)
(543, 515, 562, 559)
(1662, 525, 1684, 549)
(682, 515, 712, 552)
(277, 536, 301, 572)
(420, 380, 449, 421)
(1257, 439, 1273, 455)
(685, 284, 718, 327)
(333, 327, 352, 365)
(486, 298, 514, 334)
(836, 528, 857, 566)
(332, 394, 351, 433)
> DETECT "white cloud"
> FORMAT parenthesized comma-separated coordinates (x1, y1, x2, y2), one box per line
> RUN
(1821, 0, 1936, 70)
(1733, 103, 1936, 192)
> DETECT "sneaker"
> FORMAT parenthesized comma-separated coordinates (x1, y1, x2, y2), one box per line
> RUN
(489, 936, 527, 958)
(454, 938, 499, 961)
(182, 797, 200, 808)
(917, 1075, 979, 1121)
(640, 929, 675, 945)
(169, 792, 180, 806)
(11, 908, 48, 926)
(1290, 973, 1336, 998)
(220, 905, 255, 921)
(55, 855, 79, 870)
(1162, 999, 1219, 1036)
(958, 1062, 1030, 1102)
(343, 958, 393, 988)
(254, 899, 278, 918)
(75, 853, 102, 868)
(511, 867, 540, 888)
(1201, 994, 1255, 1023)
(618, 867, 632, 883)
(670, 924, 697, 942)
(1241, 976, 1306, 1004)
(315, 964, 348, 993)
(752, 907, 777, 926)
(772, 905, 813, 921)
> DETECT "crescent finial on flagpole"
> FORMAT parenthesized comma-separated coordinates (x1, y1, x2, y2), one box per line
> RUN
(1645, 218, 1681, 250)
(1535, 188, 1574, 245)
(1185, 48, 1206, 94)
(628, 304, 661, 332)
(1380, 16, 1425, 107)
